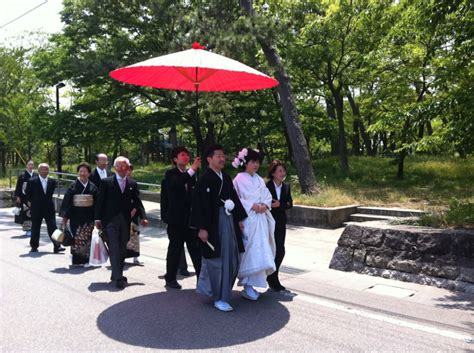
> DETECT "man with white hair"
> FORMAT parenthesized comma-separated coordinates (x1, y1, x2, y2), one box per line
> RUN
(95, 156, 147, 289)
(89, 153, 112, 188)
(25, 163, 65, 253)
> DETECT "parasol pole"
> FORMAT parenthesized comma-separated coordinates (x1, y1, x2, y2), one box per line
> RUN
(194, 66, 200, 160)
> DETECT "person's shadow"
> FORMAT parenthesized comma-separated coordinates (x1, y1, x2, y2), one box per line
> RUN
(97, 289, 290, 349)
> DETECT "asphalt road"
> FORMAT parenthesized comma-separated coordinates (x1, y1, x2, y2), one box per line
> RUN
(1, 208, 473, 352)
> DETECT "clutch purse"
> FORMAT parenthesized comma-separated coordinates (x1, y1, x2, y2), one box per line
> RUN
(73, 194, 94, 207)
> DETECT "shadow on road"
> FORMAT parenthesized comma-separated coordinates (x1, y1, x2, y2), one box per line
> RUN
(97, 289, 290, 349)
(435, 290, 474, 312)
(10, 234, 29, 239)
(19, 251, 50, 258)
(51, 265, 100, 275)
(88, 281, 145, 292)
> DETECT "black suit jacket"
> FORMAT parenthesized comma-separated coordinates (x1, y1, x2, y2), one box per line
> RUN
(94, 175, 144, 226)
(266, 180, 293, 224)
(162, 167, 197, 225)
(89, 168, 112, 189)
(25, 176, 57, 219)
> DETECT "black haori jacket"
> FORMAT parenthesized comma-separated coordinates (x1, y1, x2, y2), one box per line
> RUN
(190, 168, 247, 259)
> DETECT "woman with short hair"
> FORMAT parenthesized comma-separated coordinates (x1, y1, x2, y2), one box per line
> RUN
(60, 162, 98, 266)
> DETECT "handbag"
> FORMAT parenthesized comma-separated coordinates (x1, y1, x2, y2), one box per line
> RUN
(52, 229, 64, 243)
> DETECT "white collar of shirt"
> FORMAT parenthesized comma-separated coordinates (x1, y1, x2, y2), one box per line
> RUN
(115, 173, 126, 182)
(39, 175, 48, 183)
(97, 167, 107, 178)
(26, 170, 33, 177)
(274, 181, 282, 199)
(212, 169, 223, 180)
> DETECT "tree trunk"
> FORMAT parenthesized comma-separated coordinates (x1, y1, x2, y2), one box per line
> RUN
(333, 91, 349, 171)
(169, 126, 178, 148)
(272, 90, 294, 164)
(352, 120, 361, 155)
(240, 0, 318, 194)
(325, 97, 339, 156)
(346, 91, 374, 156)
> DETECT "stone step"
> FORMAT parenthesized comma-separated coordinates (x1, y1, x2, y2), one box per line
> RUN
(349, 213, 397, 222)
(357, 207, 425, 218)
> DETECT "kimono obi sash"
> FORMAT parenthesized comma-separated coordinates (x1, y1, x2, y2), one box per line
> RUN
(73, 194, 93, 207)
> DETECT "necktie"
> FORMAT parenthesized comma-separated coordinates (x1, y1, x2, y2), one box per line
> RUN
(120, 178, 126, 193)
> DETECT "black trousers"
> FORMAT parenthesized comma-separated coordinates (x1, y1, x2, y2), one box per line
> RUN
(179, 249, 188, 271)
(267, 219, 286, 286)
(105, 214, 129, 281)
(165, 224, 201, 282)
(30, 214, 58, 250)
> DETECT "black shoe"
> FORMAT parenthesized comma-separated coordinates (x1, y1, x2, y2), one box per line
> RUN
(30, 248, 38, 253)
(268, 282, 286, 292)
(115, 279, 126, 289)
(54, 247, 66, 254)
(179, 269, 191, 277)
(122, 276, 128, 283)
(165, 280, 182, 289)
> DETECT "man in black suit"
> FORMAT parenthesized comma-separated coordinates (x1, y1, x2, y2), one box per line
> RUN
(25, 163, 65, 253)
(161, 146, 202, 289)
(94, 156, 147, 289)
(89, 153, 112, 188)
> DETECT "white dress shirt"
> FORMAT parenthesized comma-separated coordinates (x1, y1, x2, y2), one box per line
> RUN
(39, 176, 48, 194)
(274, 181, 282, 200)
(97, 167, 107, 179)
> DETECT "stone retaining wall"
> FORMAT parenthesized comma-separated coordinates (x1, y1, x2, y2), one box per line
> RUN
(329, 222, 474, 293)
(287, 205, 360, 228)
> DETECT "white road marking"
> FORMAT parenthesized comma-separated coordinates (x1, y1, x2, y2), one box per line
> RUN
(294, 291, 473, 343)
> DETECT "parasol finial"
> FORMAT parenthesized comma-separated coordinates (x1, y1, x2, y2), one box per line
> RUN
(192, 42, 206, 50)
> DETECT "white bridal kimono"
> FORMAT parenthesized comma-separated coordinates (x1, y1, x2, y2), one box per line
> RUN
(233, 172, 276, 288)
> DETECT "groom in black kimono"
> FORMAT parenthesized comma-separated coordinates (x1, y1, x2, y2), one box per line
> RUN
(190, 145, 247, 312)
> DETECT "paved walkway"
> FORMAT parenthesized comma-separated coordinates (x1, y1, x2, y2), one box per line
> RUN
(1, 204, 473, 351)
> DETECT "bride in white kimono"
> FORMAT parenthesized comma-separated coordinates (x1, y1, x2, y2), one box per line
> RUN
(232, 148, 276, 301)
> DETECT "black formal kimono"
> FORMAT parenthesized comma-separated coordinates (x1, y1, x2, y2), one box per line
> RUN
(25, 176, 59, 251)
(60, 179, 98, 265)
(266, 180, 293, 288)
(190, 168, 247, 259)
(125, 192, 146, 259)
(14, 170, 37, 231)
(162, 167, 201, 282)
(190, 168, 247, 302)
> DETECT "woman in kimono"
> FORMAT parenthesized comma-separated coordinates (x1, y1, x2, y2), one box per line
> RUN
(124, 164, 147, 265)
(232, 148, 276, 301)
(60, 162, 98, 266)
(14, 160, 37, 236)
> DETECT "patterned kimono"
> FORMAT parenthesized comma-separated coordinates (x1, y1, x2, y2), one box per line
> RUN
(14, 170, 37, 232)
(60, 179, 98, 265)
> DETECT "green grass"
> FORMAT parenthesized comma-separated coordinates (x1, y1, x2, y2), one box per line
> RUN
(2, 155, 472, 211)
